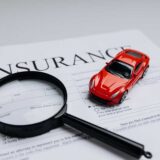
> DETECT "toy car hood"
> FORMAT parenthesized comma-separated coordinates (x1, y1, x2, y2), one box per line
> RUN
(94, 69, 128, 93)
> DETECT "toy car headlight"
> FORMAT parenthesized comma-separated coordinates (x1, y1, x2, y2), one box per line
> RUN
(111, 90, 120, 98)
(90, 79, 95, 88)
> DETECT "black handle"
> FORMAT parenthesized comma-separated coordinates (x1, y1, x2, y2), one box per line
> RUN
(62, 113, 152, 159)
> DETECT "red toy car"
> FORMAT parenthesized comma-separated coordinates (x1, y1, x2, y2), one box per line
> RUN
(89, 49, 150, 105)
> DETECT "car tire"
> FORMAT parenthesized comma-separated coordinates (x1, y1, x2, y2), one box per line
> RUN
(119, 91, 127, 104)
(142, 65, 149, 78)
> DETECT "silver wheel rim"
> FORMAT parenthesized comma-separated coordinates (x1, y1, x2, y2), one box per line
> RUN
(143, 67, 149, 77)
(120, 92, 127, 103)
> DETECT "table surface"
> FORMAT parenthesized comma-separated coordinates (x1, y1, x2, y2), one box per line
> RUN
(0, 0, 160, 47)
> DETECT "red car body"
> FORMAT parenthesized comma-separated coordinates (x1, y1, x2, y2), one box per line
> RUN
(89, 49, 150, 105)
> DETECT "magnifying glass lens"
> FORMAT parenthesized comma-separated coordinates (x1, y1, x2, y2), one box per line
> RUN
(0, 79, 64, 125)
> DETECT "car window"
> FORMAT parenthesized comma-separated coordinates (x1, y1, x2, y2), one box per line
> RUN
(126, 51, 142, 58)
(106, 60, 133, 79)
(135, 63, 142, 72)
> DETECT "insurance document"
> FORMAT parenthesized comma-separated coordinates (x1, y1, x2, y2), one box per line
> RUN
(0, 30, 160, 160)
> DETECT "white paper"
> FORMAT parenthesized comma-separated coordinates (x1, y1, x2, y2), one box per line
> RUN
(0, 30, 160, 160)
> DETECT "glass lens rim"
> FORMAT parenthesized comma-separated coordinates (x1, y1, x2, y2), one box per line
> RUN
(0, 71, 67, 137)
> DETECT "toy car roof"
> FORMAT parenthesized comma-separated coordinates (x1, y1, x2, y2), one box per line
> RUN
(115, 49, 144, 67)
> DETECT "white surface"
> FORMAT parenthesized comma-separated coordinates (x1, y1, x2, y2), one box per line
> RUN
(0, 30, 160, 160)
(0, 0, 160, 46)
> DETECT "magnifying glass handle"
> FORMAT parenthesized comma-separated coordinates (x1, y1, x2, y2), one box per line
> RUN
(62, 113, 152, 159)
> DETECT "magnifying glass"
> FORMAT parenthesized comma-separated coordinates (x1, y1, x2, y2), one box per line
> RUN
(0, 71, 152, 159)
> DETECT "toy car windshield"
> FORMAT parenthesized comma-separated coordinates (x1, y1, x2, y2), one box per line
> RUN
(105, 60, 133, 79)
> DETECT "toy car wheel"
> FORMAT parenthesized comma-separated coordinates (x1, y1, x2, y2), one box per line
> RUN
(142, 66, 149, 78)
(119, 91, 127, 104)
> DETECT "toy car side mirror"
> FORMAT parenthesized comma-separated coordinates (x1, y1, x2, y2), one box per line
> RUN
(133, 72, 137, 77)
(106, 62, 109, 65)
